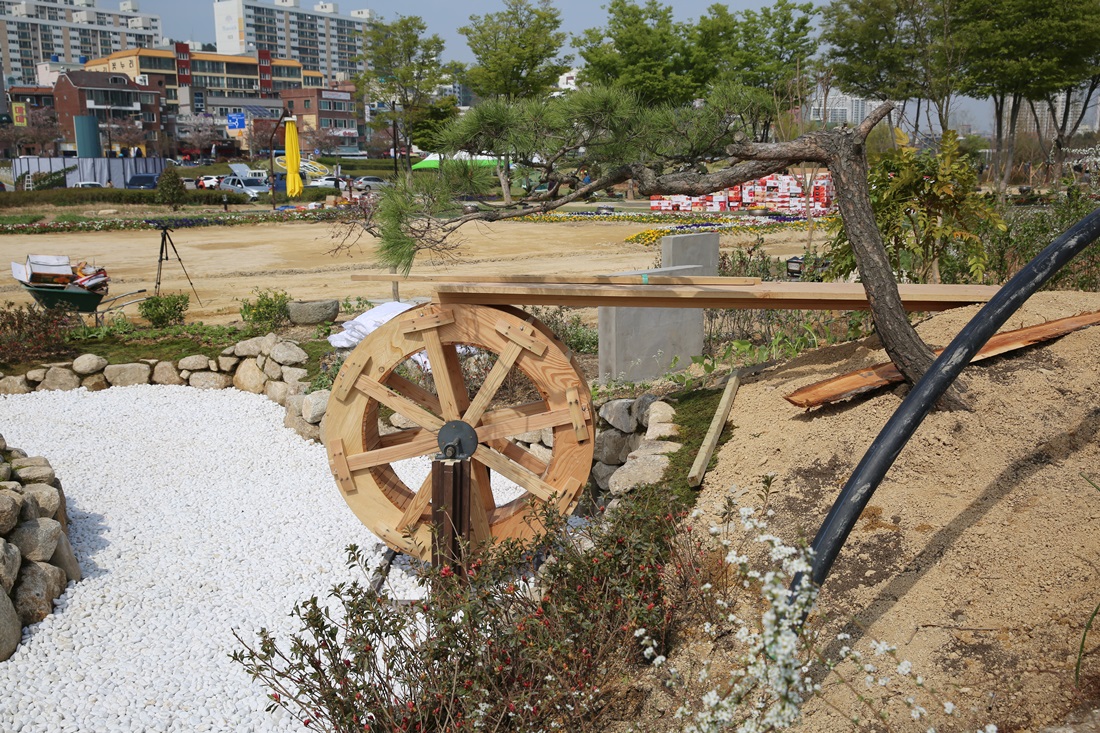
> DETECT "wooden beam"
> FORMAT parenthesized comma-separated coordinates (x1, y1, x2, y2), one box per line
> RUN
(687, 374, 741, 488)
(785, 310, 1100, 409)
(351, 273, 762, 286)
(431, 282, 999, 312)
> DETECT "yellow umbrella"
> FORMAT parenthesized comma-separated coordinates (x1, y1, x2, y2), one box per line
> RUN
(285, 120, 303, 198)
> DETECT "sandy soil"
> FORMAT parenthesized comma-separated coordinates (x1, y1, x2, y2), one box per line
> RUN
(646, 289, 1100, 732)
(0, 216, 814, 323)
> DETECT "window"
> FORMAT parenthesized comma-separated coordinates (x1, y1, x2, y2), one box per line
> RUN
(319, 100, 330, 110)
(303, 99, 310, 109)
(287, 100, 294, 110)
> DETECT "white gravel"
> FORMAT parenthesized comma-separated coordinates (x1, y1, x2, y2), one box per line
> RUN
(0, 384, 479, 732)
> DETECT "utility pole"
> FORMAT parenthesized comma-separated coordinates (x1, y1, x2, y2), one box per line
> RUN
(391, 99, 398, 178)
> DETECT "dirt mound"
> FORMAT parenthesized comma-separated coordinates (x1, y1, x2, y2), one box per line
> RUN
(687, 290, 1100, 731)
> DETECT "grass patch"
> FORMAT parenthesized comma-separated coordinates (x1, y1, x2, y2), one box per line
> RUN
(657, 384, 736, 501)
(0, 214, 44, 225)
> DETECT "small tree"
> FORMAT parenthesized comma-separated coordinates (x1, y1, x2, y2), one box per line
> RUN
(156, 166, 188, 210)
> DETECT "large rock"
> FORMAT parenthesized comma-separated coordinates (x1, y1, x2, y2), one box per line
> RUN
(628, 440, 682, 457)
(13, 464, 54, 486)
(49, 532, 81, 583)
(608, 455, 670, 496)
(217, 355, 239, 373)
(37, 367, 80, 392)
(270, 341, 308, 366)
(233, 358, 268, 394)
(599, 399, 637, 433)
(0, 492, 19, 534)
(284, 409, 321, 442)
(261, 358, 282, 381)
(593, 428, 632, 466)
(8, 518, 62, 561)
(645, 420, 679, 441)
(17, 492, 40, 522)
(260, 333, 279, 356)
(632, 394, 661, 428)
(104, 363, 151, 387)
(646, 401, 676, 426)
(0, 464, 8, 482)
(152, 361, 186, 386)
(20, 484, 60, 519)
(72, 353, 108, 375)
(264, 380, 289, 406)
(287, 299, 339, 325)
(591, 462, 618, 491)
(11, 457, 49, 470)
(234, 336, 265, 357)
(0, 592, 19, 662)
(12, 560, 66, 625)
(24, 368, 45, 383)
(301, 389, 330, 425)
(189, 371, 231, 390)
(528, 442, 554, 465)
(81, 373, 109, 392)
(0, 376, 31, 395)
(177, 354, 210, 371)
(0, 538, 20, 592)
(281, 366, 308, 384)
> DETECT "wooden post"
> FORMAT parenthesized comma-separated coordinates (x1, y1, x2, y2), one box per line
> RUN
(431, 458, 471, 569)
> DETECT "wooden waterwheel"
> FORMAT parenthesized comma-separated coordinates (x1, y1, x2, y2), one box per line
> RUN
(324, 304, 595, 560)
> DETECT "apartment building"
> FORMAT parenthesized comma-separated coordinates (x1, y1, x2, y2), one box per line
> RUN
(213, 0, 372, 81)
(0, 0, 161, 86)
(53, 69, 165, 154)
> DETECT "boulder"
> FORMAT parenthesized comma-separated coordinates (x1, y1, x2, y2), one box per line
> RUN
(608, 455, 671, 496)
(528, 442, 554, 465)
(0, 376, 31, 395)
(540, 427, 555, 448)
(516, 429, 543, 444)
(593, 428, 632, 466)
(287, 300, 339, 325)
(25, 368, 45, 383)
(264, 380, 289, 406)
(36, 367, 80, 392)
(628, 440, 682, 457)
(234, 336, 265, 357)
(599, 399, 637, 433)
(72, 354, 108, 375)
(646, 401, 676, 426)
(20, 484, 60, 519)
(262, 358, 282, 381)
(0, 538, 20, 593)
(301, 389, 330, 425)
(0, 464, 7, 481)
(0, 492, 19, 534)
(632, 394, 661, 428)
(233, 358, 268, 394)
(8, 518, 62, 561)
(81, 373, 109, 392)
(270, 341, 308, 366)
(645, 420, 679, 441)
(152, 361, 186, 386)
(284, 409, 321, 442)
(217, 355, 239, 373)
(12, 560, 66, 625)
(49, 532, 81, 583)
(591, 462, 618, 491)
(17, 493, 40, 522)
(189, 372, 231, 390)
(0, 593, 19, 662)
(177, 354, 210, 371)
(104, 363, 151, 387)
(207, 359, 218, 372)
(260, 333, 279, 356)
(13, 464, 55, 486)
(11, 457, 49, 469)
(281, 366, 308, 383)
(285, 394, 306, 419)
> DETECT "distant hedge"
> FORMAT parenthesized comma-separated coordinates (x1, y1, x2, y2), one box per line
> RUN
(0, 189, 250, 208)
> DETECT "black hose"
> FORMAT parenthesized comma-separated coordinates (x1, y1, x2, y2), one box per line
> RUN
(794, 205, 1100, 593)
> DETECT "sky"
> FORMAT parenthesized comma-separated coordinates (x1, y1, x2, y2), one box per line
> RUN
(134, 0, 991, 131)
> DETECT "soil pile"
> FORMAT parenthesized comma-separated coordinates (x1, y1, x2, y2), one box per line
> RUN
(682, 290, 1100, 730)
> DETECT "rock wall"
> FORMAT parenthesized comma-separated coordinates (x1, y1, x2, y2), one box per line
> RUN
(0, 436, 80, 662)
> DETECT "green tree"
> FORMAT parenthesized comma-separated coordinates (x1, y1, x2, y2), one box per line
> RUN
(459, 0, 572, 101)
(358, 15, 449, 171)
(574, 0, 698, 106)
(156, 165, 188, 210)
(407, 95, 461, 151)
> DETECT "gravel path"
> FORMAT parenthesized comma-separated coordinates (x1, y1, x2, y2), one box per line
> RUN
(0, 386, 430, 732)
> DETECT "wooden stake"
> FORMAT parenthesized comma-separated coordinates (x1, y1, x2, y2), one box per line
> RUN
(687, 373, 741, 488)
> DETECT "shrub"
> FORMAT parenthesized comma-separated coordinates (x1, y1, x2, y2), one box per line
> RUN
(156, 166, 188, 210)
(0, 188, 249, 209)
(239, 287, 291, 331)
(0, 302, 77, 365)
(524, 305, 599, 354)
(137, 293, 190, 327)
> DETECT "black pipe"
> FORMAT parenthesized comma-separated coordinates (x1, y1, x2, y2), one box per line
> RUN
(794, 205, 1100, 593)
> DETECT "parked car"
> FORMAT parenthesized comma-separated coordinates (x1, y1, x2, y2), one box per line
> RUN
(218, 175, 269, 200)
(124, 174, 159, 190)
(352, 176, 392, 192)
(72, 181, 103, 188)
(181, 178, 197, 190)
(196, 175, 222, 189)
(307, 175, 346, 188)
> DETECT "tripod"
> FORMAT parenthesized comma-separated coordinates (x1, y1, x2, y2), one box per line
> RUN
(156, 226, 202, 305)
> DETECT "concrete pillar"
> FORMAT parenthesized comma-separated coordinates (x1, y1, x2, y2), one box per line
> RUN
(597, 232, 719, 384)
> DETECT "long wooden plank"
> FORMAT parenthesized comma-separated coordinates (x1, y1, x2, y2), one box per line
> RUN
(785, 311, 1100, 408)
(474, 445, 557, 502)
(431, 282, 999, 312)
(687, 374, 741, 488)
(352, 273, 762, 286)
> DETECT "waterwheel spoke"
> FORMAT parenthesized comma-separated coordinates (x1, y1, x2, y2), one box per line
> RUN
(385, 372, 442, 415)
(492, 439, 549, 475)
(346, 431, 437, 471)
(396, 474, 432, 531)
(421, 329, 465, 421)
(474, 445, 557, 503)
(355, 374, 443, 431)
(463, 341, 523, 426)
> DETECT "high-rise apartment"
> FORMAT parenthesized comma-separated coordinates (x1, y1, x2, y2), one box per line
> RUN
(0, 0, 161, 86)
(213, 0, 372, 81)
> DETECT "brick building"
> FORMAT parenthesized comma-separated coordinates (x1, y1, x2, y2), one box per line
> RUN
(280, 84, 356, 153)
(53, 69, 164, 155)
